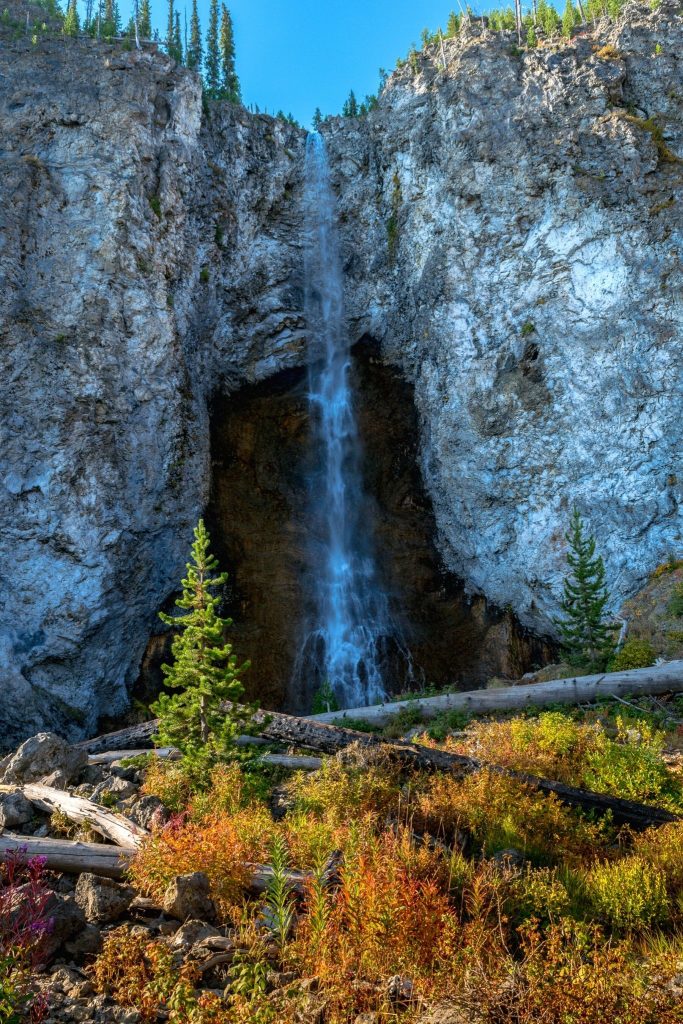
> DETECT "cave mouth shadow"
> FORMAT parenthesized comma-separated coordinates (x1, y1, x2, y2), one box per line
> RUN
(139, 341, 554, 715)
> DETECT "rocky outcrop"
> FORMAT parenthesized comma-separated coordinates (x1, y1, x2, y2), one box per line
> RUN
(1, 1, 681, 743)
(326, 0, 682, 634)
(0, 19, 306, 745)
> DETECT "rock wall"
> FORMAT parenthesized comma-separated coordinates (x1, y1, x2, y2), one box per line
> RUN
(325, 0, 683, 634)
(1, 1, 681, 743)
(0, 25, 306, 745)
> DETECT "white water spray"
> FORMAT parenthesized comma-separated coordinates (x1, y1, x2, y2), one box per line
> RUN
(293, 133, 395, 708)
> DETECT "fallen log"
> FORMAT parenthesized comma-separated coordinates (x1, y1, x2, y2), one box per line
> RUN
(0, 834, 134, 878)
(310, 660, 683, 727)
(81, 726, 270, 755)
(78, 707, 678, 828)
(258, 754, 322, 771)
(249, 708, 679, 830)
(88, 747, 179, 765)
(16, 785, 149, 848)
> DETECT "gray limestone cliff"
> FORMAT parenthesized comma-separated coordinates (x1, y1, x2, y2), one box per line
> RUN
(1, 0, 681, 744)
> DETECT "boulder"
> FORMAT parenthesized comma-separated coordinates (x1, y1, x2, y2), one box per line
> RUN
(0, 788, 33, 828)
(90, 776, 138, 805)
(75, 873, 134, 924)
(65, 922, 103, 958)
(128, 794, 169, 830)
(171, 919, 220, 949)
(162, 872, 215, 922)
(387, 975, 414, 1006)
(0, 733, 87, 786)
(42, 892, 86, 961)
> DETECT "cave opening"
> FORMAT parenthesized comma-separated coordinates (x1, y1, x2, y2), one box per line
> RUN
(200, 339, 552, 714)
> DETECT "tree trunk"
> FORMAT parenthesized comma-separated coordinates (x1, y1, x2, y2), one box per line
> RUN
(12, 784, 149, 848)
(311, 660, 683, 726)
(0, 834, 134, 878)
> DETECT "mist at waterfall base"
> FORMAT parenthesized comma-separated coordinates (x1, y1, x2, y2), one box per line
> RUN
(292, 134, 411, 710)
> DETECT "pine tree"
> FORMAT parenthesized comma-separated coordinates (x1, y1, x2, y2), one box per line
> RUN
(527, 23, 537, 45)
(173, 9, 183, 61)
(312, 107, 323, 130)
(139, 0, 151, 38)
(63, 0, 80, 35)
(205, 0, 220, 96)
(219, 4, 240, 101)
(166, 0, 174, 57)
(556, 508, 613, 670)
(187, 0, 202, 70)
(446, 10, 459, 36)
(342, 89, 358, 117)
(151, 519, 251, 770)
(102, 0, 117, 36)
(562, 0, 577, 35)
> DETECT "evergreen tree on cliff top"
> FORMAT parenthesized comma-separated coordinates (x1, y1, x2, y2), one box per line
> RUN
(187, 0, 203, 71)
(151, 519, 251, 770)
(556, 508, 613, 670)
(205, 0, 220, 96)
(219, 4, 240, 102)
(139, 0, 151, 38)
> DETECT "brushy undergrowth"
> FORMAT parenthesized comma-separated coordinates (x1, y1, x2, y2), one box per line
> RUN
(98, 708, 683, 1023)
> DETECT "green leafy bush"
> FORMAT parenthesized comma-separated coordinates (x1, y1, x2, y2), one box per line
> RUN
(667, 583, 683, 618)
(610, 636, 656, 672)
(585, 857, 668, 932)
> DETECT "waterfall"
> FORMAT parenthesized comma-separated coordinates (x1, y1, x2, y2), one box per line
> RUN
(293, 133, 396, 709)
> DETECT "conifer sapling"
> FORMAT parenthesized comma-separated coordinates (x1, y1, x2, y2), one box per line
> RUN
(151, 519, 251, 770)
(556, 507, 613, 670)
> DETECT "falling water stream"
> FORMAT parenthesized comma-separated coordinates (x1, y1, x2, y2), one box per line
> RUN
(292, 133, 399, 709)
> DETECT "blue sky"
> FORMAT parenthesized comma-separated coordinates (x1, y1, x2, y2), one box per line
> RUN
(109, 0, 496, 127)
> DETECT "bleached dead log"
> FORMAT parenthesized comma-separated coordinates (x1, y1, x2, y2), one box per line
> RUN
(17, 785, 149, 848)
(310, 660, 683, 727)
(0, 834, 134, 878)
(258, 754, 322, 771)
(88, 747, 180, 765)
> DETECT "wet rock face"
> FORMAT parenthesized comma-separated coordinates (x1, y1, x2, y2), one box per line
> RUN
(324, 0, 683, 636)
(1, 3, 681, 742)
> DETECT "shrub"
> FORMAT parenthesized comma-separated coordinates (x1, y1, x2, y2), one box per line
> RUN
(285, 746, 402, 826)
(129, 804, 274, 921)
(482, 919, 682, 1023)
(92, 927, 201, 1021)
(634, 821, 683, 894)
(584, 857, 669, 932)
(584, 721, 674, 805)
(290, 827, 460, 1011)
(0, 852, 52, 1023)
(667, 583, 683, 618)
(414, 769, 608, 861)
(149, 194, 162, 218)
(610, 636, 657, 671)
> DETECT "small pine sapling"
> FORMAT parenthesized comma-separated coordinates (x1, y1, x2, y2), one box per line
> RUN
(151, 518, 251, 773)
(556, 508, 613, 670)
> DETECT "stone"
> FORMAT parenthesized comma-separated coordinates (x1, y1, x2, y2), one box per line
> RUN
(162, 873, 215, 922)
(128, 794, 169, 830)
(170, 919, 220, 948)
(0, 789, 33, 828)
(0, 733, 87, 786)
(74, 873, 134, 924)
(42, 893, 87, 961)
(387, 975, 414, 1006)
(90, 776, 138, 805)
(64, 923, 103, 958)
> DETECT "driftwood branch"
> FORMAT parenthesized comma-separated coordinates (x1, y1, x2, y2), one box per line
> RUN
(0, 834, 134, 878)
(17, 784, 149, 848)
(310, 660, 683, 727)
